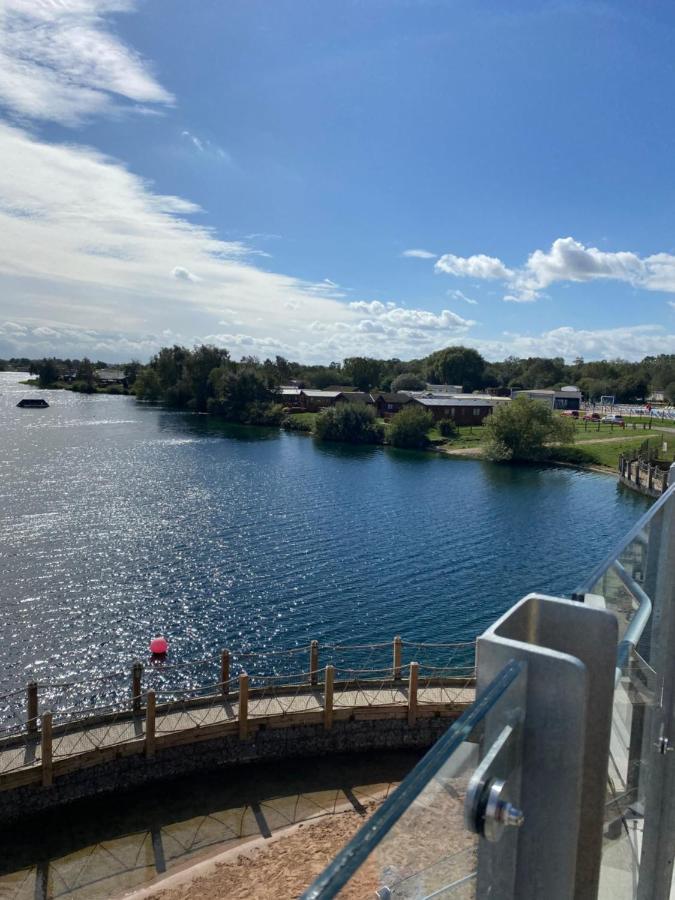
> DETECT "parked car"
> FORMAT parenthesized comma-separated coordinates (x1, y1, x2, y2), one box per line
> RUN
(601, 415, 624, 425)
(583, 412, 601, 421)
(560, 410, 579, 418)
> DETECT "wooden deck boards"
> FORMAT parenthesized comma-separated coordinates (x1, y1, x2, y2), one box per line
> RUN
(0, 683, 476, 785)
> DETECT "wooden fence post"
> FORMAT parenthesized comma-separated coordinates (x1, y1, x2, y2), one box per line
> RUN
(27, 681, 38, 736)
(393, 635, 402, 680)
(239, 673, 249, 740)
(221, 650, 230, 697)
(310, 640, 319, 686)
(408, 662, 419, 727)
(324, 665, 334, 730)
(41, 712, 53, 787)
(131, 661, 143, 715)
(145, 690, 156, 758)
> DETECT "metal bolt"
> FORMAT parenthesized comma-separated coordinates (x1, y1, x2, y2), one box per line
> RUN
(500, 801, 525, 828)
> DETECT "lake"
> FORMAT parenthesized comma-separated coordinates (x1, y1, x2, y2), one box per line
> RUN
(0, 371, 649, 717)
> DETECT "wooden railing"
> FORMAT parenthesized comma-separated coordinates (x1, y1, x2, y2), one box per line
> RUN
(619, 454, 670, 496)
(0, 638, 477, 791)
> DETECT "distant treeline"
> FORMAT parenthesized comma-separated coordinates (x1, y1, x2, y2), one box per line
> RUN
(5, 347, 675, 425)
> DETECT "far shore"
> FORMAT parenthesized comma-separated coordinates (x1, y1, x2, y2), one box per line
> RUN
(16, 377, 669, 480)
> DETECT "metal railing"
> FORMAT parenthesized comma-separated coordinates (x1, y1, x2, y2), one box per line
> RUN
(305, 475, 675, 900)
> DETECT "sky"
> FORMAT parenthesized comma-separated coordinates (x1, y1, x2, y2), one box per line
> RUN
(2, 0, 675, 364)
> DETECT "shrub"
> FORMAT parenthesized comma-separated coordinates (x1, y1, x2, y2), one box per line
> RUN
(314, 404, 384, 444)
(282, 415, 313, 432)
(242, 402, 285, 426)
(437, 418, 459, 438)
(482, 396, 575, 462)
(388, 406, 433, 448)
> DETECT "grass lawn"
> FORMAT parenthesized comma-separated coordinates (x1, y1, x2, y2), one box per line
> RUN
(553, 433, 673, 469)
(572, 421, 664, 441)
(427, 424, 486, 449)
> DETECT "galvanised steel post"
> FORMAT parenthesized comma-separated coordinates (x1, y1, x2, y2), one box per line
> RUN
(637, 485, 675, 900)
(475, 593, 617, 900)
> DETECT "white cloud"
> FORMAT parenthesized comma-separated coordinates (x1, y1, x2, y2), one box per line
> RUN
(348, 300, 474, 332)
(402, 248, 436, 259)
(435, 236, 675, 302)
(471, 324, 675, 362)
(0, 121, 367, 358)
(450, 289, 478, 306)
(0, 1, 173, 125)
(435, 253, 513, 280)
(171, 266, 199, 283)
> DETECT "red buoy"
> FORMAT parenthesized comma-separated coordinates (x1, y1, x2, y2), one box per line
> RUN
(150, 636, 168, 655)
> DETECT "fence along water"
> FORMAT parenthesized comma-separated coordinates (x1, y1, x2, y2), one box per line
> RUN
(0, 636, 476, 787)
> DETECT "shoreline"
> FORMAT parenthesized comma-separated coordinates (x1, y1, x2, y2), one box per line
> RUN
(14, 379, 639, 480)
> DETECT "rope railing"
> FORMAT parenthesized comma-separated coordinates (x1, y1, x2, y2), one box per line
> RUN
(0, 636, 477, 781)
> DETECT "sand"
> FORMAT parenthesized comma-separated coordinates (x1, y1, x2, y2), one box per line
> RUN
(124, 803, 379, 900)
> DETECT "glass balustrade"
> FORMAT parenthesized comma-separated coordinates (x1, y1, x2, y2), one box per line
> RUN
(306, 479, 675, 900)
(303, 660, 526, 900)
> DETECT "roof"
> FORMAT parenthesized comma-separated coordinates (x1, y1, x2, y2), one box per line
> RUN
(95, 368, 126, 380)
(340, 391, 373, 403)
(301, 390, 343, 398)
(414, 397, 492, 407)
(280, 388, 302, 395)
(374, 392, 412, 405)
(425, 384, 463, 393)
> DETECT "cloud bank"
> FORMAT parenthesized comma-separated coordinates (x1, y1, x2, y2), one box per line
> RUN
(432, 236, 675, 303)
(0, 0, 172, 124)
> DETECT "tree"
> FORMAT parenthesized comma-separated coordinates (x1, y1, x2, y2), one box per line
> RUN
(181, 344, 230, 411)
(314, 404, 383, 444)
(37, 358, 59, 387)
(208, 366, 275, 422)
(76, 357, 96, 392)
(482, 396, 576, 462)
(390, 372, 426, 392)
(388, 406, 433, 448)
(424, 346, 485, 391)
(133, 367, 162, 400)
(343, 357, 383, 391)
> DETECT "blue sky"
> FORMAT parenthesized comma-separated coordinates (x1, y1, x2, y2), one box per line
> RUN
(1, 0, 675, 362)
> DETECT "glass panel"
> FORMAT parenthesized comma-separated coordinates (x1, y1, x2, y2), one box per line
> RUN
(575, 488, 670, 899)
(303, 660, 526, 900)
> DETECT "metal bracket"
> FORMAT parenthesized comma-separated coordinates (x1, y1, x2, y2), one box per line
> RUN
(465, 724, 524, 841)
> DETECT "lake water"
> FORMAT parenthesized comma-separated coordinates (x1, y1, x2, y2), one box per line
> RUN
(0, 371, 649, 717)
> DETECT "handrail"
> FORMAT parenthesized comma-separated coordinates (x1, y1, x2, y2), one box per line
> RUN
(574, 481, 675, 597)
(611, 560, 652, 684)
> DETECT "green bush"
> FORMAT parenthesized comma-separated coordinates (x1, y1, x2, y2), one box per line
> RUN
(282, 415, 313, 432)
(482, 396, 576, 462)
(314, 404, 383, 444)
(388, 406, 433, 448)
(437, 418, 459, 438)
(242, 402, 284, 426)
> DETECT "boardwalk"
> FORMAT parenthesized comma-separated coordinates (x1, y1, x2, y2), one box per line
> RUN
(0, 674, 476, 791)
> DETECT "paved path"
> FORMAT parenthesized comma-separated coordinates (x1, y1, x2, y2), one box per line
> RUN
(0, 683, 476, 781)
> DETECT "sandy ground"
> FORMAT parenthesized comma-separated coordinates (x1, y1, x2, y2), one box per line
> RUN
(127, 769, 477, 900)
(129, 803, 378, 900)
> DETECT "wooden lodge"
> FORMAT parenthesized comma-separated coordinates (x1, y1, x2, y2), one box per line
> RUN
(373, 392, 413, 418)
(412, 395, 493, 424)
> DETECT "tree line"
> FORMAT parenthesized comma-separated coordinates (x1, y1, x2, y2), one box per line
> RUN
(8, 345, 675, 415)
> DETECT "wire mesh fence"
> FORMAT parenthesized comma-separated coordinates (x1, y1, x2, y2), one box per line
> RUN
(0, 637, 477, 778)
